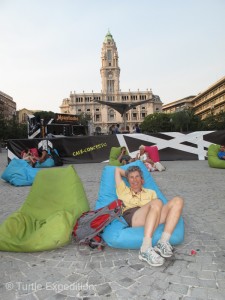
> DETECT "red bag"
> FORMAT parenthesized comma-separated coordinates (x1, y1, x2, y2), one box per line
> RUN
(73, 199, 124, 250)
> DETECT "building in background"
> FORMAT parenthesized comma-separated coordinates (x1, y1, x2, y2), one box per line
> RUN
(162, 76, 225, 120)
(162, 96, 195, 113)
(192, 76, 225, 119)
(0, 91, 16, 120)
(16, 108, 42, 124)
(60, 31, 163, 134)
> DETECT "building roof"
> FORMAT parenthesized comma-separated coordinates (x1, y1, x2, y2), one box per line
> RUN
(162, 96, 195, 109)
(104, 30, 114, 43)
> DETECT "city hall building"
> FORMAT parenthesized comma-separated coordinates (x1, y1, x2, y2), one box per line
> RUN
(60, 31, 162, 134)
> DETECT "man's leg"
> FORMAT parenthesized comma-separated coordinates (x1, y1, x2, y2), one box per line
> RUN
(155, 196, 184, 257)
(159, 196, 184, 233)
(132, 199, 163, 234)
(132, 199, 165, 266)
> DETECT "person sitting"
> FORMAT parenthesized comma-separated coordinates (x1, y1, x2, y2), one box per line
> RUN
(117, 146, 134, 165)
(34, 139, 54, 168)
(22, 149, 39, 167)
(136, 145, 155, 172)
(38, 141, 49, 164)
(115, 165, 184, 267)
(217, 145, 225, 160)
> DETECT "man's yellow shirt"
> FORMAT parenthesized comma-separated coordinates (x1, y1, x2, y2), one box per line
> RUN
(116, 180, 157, 212)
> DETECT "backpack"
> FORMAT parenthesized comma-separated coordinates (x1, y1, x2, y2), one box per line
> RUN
(72, 199, 124, 250)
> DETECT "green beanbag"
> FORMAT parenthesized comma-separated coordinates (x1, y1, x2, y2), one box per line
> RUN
(208, 144, 225, 169)
(109, 147, 129, 166)
(0, 165, 89, 252)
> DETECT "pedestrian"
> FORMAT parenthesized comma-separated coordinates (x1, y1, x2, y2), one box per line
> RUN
(114, 124, 120, 134)
(135, 123, 141, 133)
(111, 125, 116, 134)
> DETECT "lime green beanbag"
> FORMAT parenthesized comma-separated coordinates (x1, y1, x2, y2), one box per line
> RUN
(208, 144, 225, 169)
(0, 166, 89, 252)
(109, 147, 129, 166)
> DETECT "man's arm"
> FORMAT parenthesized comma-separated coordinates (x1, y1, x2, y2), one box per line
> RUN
(38, 150, 48, 163)
(117, 148, 126, 162)
(115, 167, 126, 188)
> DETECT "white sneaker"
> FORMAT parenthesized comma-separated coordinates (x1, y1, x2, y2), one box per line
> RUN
(139, 247, 165, 266)
(154, 241, 173, 258)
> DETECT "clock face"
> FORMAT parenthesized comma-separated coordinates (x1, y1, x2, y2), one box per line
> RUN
(108, 72, 113, 79)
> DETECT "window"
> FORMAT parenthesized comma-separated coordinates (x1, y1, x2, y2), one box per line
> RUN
(95, 114, 100, 122)
(132, 113, 137, 120)
(107, 50, 112, 61)
(108, 96, 114, 101)
(108, 109, 115, 121)
(107, 80, 114, 93)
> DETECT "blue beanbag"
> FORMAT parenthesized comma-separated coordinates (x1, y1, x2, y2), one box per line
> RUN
(1, 159, 40, 186)
(95, 160, 184, 249)
(35, 158, 55, 168)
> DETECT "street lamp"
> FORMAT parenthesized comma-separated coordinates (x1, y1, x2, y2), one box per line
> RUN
(170, 118, 173, 132)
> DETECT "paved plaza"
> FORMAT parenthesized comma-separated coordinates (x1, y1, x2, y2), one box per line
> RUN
(0, 150, 225, 300)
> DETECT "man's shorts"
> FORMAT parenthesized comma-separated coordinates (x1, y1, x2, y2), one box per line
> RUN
(122, 206, 140, 227)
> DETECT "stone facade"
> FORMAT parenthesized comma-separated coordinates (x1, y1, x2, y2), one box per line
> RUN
(17, 108, 35, 124)
(0, 90, 16, 120)
(60, 31, 162, 134)
(17, 108, 42, 124)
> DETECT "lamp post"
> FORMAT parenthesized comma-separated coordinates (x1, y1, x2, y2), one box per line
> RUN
(170, 118, 173, 132)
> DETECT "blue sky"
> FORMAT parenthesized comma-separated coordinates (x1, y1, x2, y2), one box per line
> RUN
(1, 0, 225, 113)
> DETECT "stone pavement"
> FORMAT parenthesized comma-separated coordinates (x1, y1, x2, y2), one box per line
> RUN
(0, 150, 225, 300)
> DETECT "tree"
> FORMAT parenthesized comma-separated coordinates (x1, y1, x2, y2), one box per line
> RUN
(195, 109, 225, 130)
(0, 113, 27, 144)
(140, 113, 171, 133)
(78, 112, 92, 126)
(33, 111, 55, 125)
(170, 110, 190, 132)
(140, 109, 203, 134)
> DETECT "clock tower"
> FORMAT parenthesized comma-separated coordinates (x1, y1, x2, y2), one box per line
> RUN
(100, 31, 120, 98)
